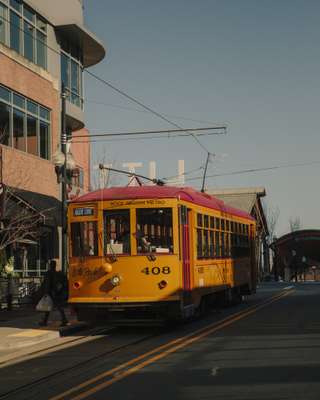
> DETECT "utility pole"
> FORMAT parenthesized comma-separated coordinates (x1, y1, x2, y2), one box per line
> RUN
(61, 87, 67, 275)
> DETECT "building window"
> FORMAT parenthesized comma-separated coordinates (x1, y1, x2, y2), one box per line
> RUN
(0, 101, 10, 145)
(0, 3, 7, 44)
(0, 84, 51, 160)
(0, 0, 47, 69)
(61, 41, 84, 109)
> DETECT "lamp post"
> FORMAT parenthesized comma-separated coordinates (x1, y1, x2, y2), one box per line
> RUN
(52, 88, 76, 275)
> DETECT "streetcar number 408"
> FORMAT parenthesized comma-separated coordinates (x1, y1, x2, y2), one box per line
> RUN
(141, 266, 171, 275)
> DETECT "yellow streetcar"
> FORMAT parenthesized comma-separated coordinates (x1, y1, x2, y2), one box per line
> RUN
(68, 186, 257, 323)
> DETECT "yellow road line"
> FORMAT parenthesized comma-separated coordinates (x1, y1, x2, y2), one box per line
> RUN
(50, 289, 294, 400)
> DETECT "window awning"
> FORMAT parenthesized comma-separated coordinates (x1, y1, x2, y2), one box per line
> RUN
(56, 23, 106, 68)
(1, 186, 61, 227)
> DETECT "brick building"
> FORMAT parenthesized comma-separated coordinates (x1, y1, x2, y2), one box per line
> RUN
(0, 0, 105, 275)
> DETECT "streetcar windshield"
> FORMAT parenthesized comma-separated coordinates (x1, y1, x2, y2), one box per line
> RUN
(71, 221, 98, 257)
(136, 208, 173, 254)
(104, 209, 131, 255)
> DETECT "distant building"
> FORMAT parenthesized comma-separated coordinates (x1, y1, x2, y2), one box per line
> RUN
(206, 187, 269, 278)
(271, 230, 320, 282)
(0, 0, 105, 275)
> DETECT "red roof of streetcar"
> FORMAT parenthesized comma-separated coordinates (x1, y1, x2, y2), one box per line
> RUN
(72, 186, 254, 221)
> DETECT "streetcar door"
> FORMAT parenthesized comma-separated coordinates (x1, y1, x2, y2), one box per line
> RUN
(179, 206, 194, 310)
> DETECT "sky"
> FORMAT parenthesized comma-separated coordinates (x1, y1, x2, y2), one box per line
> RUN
(82, 0, 320, 237)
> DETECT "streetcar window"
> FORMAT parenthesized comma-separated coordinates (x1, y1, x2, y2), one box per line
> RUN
(216, 218, 221, 230)
(204, 215, 209, 228)
(221, 232, 225, 257)
(221, 219, 225, 231)
(209, 231, 214, 258)
(215, 231, 220, 257)
(203, 230, 209, 258)
(210, 216, 215, 229)
(226, 220, 230, 231)
(197, 213, 203, 227)
(71, 221, 98, 257)
(104, 210, 131, 255)
(197, 229, 203, 258)
(136, 208, 173, 254)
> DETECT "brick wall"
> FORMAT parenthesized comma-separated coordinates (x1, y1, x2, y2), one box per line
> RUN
(0, 51, 60, 198)
(71, 128, 90, 193)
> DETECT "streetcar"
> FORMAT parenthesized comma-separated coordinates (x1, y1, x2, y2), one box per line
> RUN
(68, 185, 257, 323)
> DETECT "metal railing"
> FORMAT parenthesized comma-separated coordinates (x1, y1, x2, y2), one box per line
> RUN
(0, 276, 43, 309)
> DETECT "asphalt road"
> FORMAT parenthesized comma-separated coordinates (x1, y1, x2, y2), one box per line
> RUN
(1, 282, 320, 400)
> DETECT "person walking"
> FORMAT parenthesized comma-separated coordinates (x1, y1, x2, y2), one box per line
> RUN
(39, 260, 68, 327)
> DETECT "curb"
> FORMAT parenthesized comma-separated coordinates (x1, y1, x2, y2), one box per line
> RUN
(59, 322, 90, 337)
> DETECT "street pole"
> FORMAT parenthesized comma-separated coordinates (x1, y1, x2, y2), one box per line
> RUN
(61, 86, 67, 275)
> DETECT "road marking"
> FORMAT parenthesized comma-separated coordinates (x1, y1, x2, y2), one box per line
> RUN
(50, 289, 294, 400)
(284, 286, 294, 290)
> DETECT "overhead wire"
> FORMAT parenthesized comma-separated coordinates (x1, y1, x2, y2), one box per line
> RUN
(86, 100, 225, 126)
(72, 131, 224, 144)
(181, 160, 320, 183)
(0, 13, 227, 156)
(71, 126, 226, 139)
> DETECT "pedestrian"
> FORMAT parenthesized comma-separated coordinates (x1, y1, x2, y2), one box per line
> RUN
(39, 260, 68, 327)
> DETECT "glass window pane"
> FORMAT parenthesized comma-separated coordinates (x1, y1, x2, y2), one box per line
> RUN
(71, 59, 79, 94)
(13, 93, 24, 108)
(10, 11, 21, 53)
(71, 93, 80, 107)
(36, 30, 46, 69)
(0, 101, 11, 146)
(104, 210, 131, 255)
(27, 100, 37, 114)
(36, 16, 46, 32)
(26, 114, 37, 155)
(71, 222, 98, 257)
(39, 106, 49, 120)
(13, 108, 25, 151)
(39, 120, 49, 159)
(0, 85, 10, 102)
(23, 5, 35, 22)
(136, 208, 173, 254)
(10, 0, 21, 13)
(24, 21, 34, 62)
(61, 53, 69, 90)
(0, 4, 7, 45)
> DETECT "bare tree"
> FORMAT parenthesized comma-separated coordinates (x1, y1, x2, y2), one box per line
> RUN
(264, 203, 280, 244)
(0, 188, 43, 250)
(289, 217, 302, 232)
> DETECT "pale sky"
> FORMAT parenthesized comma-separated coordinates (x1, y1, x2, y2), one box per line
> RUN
(82, 0, 320, 237)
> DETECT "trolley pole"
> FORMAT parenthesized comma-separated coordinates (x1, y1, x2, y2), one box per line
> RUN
(61, 87, 67, 275)
(201, 152, 211, 193)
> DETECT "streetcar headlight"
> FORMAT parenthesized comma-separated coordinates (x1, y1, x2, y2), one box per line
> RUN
(103, 263, 113, 273)
(110, 275, 121, 286)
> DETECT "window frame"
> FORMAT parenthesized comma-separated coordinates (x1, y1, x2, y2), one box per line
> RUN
(0, 83, 51, 159)
(0, 0, 47, 68)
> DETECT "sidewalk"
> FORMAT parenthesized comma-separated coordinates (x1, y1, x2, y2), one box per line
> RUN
(0, 306, 88, 365)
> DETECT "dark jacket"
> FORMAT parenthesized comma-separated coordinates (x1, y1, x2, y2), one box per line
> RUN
(43, 270, 68, 305)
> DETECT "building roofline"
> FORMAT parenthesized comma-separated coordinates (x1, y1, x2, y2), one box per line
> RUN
(207, 187, 266, 197)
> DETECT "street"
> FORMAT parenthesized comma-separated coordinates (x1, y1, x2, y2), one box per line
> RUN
(0, 282, 320, 400)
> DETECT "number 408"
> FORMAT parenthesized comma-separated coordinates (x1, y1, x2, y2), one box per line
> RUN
(141, 266, 171, 275)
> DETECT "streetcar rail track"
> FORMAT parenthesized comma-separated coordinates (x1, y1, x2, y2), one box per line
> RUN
(0, 327, 158, 399)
